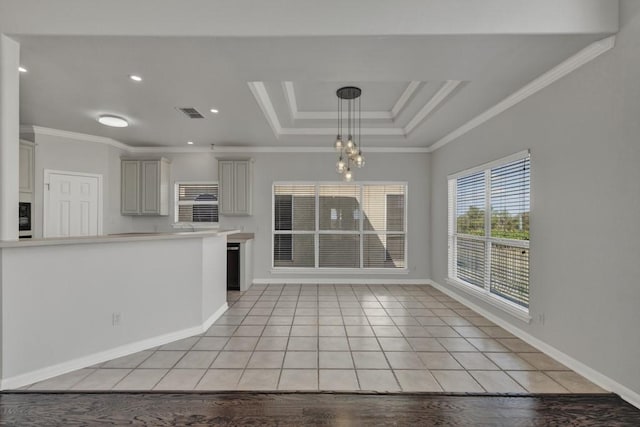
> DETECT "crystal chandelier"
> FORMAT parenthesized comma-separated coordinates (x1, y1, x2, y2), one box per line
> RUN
(334, 86, 364, 181)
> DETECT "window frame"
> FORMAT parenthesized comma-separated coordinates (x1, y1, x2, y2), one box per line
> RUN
(272, 181, 409, 273)
(173, 181, 220, 229)
(447, 151, 531, 322)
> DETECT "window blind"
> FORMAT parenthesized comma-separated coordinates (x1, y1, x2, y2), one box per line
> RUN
(448, 152, 530, 309)
(362, 185, 406, 268)
(273, 185, 316, 267)
(319, 185, 360, 231)
(491, 157, 530, 240)
(456, 172, 485, 236)
(273, 183, 407, 269)
(175, 183, 219, 223)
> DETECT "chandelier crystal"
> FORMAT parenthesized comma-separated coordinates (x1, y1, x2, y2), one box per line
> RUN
(334, 86, 364, 181)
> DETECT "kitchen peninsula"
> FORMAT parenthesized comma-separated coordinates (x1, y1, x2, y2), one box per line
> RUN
(0, 229, 238, 389)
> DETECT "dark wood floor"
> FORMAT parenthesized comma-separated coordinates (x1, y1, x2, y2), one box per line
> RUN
(1, 392, 639, 426)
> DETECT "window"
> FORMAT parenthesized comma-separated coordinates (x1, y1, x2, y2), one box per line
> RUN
(174, 182, 219, 226)
(273, 183, 407, 270)
(448, 151, 530, 311)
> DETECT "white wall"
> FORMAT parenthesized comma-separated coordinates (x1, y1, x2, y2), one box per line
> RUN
(22, 131, 133, 237)
(430, 0, 640, 398)
(1, 234, 227, 385)
(130, 150, 431, 282)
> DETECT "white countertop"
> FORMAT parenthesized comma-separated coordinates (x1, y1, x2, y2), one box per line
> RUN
(0, 229, 240, 249)
(227, 232, 255, 243)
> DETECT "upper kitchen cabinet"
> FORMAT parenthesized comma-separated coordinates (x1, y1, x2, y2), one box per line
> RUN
(219, 159, 253, 216)
(19, 141, 35, 194)
(121, 158, 171, 216)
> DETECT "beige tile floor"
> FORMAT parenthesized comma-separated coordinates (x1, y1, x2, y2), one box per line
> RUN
(23, 284, 606, 393)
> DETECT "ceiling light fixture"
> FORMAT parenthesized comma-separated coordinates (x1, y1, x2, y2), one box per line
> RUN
(187, 141, 194, 145)
(129, 74, 142, 82)
(334, 86, 364, 181)
(210, 109, 219, 114)
(18, 66, 27, 73)
(97, 114, 129, 128)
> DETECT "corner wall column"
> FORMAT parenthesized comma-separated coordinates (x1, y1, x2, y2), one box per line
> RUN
(0, 34, 20, 241)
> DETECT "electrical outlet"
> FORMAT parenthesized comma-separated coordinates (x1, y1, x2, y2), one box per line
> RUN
(112, 312, 121, 326)
(538, 313, 545, 325)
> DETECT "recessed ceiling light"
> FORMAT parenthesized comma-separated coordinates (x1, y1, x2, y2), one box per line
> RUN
(18, 66, 27, 73)
(129, 74, 142, 82)
(187, 141, 194, 145)
(210, 109, 219, 114)
(97, 115, 129, 128)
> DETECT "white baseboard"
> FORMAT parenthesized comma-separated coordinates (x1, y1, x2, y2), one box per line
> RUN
(1, 302, 228, 391)
(429, 280, 640, 409)
(202, 303, 229, 331)
(252, 278, 431, 285)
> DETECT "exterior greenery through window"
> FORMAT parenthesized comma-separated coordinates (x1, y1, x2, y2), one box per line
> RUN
(273, 183, 407, 269)
(174, 182, 219, 225)
(448, 152, 530, 309)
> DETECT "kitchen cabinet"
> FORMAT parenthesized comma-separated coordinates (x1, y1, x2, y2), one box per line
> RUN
(19, 141, 34, 194)
(121, 158, 170, 216)
(219, 159, 252, 216)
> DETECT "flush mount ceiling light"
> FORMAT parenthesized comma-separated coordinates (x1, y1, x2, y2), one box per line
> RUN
(18, 66, 27, 73)
(334, 86, 364, 182)
(97, 114, 129, 128)
(129, 74, 142, 82)
(210, 108, 219, 114)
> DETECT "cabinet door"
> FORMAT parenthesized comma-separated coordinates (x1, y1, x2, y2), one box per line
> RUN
(19, 143, 34, 193)
(121, 160, 140, 215)
(234, 161, 252, 215)
(219, 161, 235, 215)
(141, 161, 160, 215)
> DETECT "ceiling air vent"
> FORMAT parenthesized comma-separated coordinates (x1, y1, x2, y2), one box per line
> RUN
(177, 107, 205, 119)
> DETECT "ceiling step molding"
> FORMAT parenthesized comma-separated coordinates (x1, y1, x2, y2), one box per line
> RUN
(251, 79, 459, 138)
(404, 80, 462, 134)
(247, 81, 283, 135)
(282, 80, 421, 121)
(391, 81, 422, 119)
(429, 35, 616, 152)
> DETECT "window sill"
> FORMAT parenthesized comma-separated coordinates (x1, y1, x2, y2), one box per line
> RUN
(271, 268, 409, 275)
(173, 223, 220, 230)
(445, 278, 531, 323)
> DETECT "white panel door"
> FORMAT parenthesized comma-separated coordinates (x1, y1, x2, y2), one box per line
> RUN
(45, 172, 100, 238)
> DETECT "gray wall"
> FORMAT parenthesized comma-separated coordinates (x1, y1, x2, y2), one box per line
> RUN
(22, 135, 432, 282)
(132, 151, 431, 282)
(430, 1, 640, 396)
(23, 131, 133, 238)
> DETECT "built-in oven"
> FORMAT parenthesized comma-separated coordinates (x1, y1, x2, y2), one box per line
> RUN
(19, 202, 32, 238)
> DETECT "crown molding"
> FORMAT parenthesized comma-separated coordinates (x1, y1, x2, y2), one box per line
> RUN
(405, 80, 461, 134)
(24, 34, 614, 159)
(20, 125, 429, 154)
(20, 125, 131, 151)
(129, 146, 214, 154)
(429, 35, 616, 152)
(213, 146, 430, 154)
